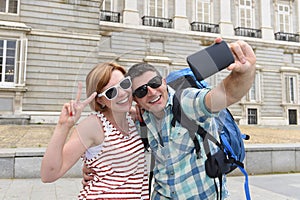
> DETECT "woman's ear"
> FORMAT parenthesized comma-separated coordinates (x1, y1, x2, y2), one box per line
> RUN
(96, 97, 106, 109)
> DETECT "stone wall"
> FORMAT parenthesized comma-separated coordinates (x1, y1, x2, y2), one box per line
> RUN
(1, 144, 299, 179)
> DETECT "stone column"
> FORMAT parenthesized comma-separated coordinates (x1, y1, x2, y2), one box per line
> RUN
(219, 0, 234, 36)
(123, 0, 139, 25)
(297, 0, 300, 34)
(173, 0, 189, 31)
(260, 0, 274, 40)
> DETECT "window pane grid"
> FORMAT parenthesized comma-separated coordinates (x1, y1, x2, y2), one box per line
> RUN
(278, 4, 290, 32)
(239, 0, 252, 28)
(285, 75, 296, 103)
(196, 0, 210, 23)
(248, 108, 257, 124)
(0, 0, 18, 14)
(0, 39, 16, 84)
(8, 0, 17, 13)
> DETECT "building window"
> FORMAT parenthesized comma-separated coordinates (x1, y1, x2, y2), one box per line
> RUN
(0, 40, 16, 84)
(145, 0, 166, 18)
(247, 72, 260, 102)
(142, 0, 173, 28)
(238, 0, 253, 28)
(0, 38, 27, 87)
(278, 3, 290, 32)
(194, 0, 211, 23)
(0, 0, 19, 14)
(284, 75, 297, 104)
(248, 108, 257, 124)
(248, 81, 256, 101)
(288, 109, 297, 125)
(101, 0, 113, 11)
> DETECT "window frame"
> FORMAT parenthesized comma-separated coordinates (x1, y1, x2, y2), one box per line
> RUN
(247, 108, 258, 125)
(0, 37, 27, 88)
(0, 0, 20, 15)
(246, 71, 261, 102)
(145, 0, 167, 18)
(102, 0, 113, 11)
(193, 0, 211, 23)
(284, 74, 297, 104)
(237, 0, 254, 28)
(277, 2, 291, 32)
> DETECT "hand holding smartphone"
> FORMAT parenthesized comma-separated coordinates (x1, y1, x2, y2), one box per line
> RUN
(187, 41, 234, 81)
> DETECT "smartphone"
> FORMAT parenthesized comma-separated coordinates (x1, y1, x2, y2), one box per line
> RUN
(187, 41, 234, 81)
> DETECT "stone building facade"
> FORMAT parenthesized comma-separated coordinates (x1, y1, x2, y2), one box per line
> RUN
(0, 0, 299, 126)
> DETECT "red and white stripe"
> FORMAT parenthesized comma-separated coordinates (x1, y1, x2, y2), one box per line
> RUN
(78, 113, 149, 200)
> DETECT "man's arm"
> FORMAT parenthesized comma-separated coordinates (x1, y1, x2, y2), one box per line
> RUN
(205, 40, 256, 112)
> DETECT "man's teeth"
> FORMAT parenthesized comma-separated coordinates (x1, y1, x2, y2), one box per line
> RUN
(150, 96, 160, 103)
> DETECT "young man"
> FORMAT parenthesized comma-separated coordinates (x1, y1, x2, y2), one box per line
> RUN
(126, 39, 256, 199)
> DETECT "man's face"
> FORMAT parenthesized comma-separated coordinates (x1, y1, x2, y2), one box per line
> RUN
(131, 71, 168, 118)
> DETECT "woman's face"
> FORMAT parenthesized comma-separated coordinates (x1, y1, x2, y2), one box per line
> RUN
(97, 70, 133, 114)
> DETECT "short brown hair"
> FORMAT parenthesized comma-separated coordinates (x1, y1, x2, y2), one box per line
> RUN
(86, 62, 126, 111)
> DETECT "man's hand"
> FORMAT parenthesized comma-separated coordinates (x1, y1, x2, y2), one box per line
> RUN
(227, 40, 256, 73)
(205, 38, 256, 112)
(81, 163, 95, 186)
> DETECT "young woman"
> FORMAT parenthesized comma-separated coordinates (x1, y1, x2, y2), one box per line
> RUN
(41, 62, 149, 199)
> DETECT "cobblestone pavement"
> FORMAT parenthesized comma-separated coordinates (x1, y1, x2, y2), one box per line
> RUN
(1, 173, 300, 200)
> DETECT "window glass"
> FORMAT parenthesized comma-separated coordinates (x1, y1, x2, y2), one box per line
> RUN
(278, 4, 290, 32)
(285, 75, 296, 103)
(0, 0, 5, 12)
(195, 0, 210, 22)
(102, 0, 112, 10)
(149, 0, 164, 17)
(8, 0, 18, 13)
(0, 39, 16, 84)
(248, 108, 257, 124)
(239, 0, 252, 27)
(0, 0, 18, 14)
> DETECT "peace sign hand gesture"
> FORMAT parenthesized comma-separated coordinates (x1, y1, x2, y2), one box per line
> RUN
(58, 82, 97, 128)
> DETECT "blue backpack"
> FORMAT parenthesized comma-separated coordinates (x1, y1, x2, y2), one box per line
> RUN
(166, 68, 251, 200)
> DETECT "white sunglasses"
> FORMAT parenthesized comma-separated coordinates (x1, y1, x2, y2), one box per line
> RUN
(97, 76, 132, 100)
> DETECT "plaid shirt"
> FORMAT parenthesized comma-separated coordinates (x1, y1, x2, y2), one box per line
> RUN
(141, 86, 228, 200)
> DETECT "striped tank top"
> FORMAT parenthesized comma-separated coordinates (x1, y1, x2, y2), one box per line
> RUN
(78, 112, 149, 200)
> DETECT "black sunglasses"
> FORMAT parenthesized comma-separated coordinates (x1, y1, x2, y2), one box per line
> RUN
(133, 76, 162, 98)
(98, 76, 132, 100)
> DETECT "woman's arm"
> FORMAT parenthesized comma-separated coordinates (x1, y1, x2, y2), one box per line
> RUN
(40, 82, 97, 182)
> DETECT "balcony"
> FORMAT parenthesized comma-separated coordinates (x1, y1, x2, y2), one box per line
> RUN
(234, 27, 262, 38)
(274, 32, 299, 42)
(100, 10, 120, 23)
(141, 16, 173, 28)
(190, 22, 219, 33)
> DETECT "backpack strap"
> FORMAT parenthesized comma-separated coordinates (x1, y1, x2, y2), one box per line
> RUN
(139, 121, 154, 196)
(171, 89, 202, 159)
(172, 89, 227, 200)
(140, 121, 150, 151)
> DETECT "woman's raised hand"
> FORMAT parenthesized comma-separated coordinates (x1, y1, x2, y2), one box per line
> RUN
(58, 82, 97, 128)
